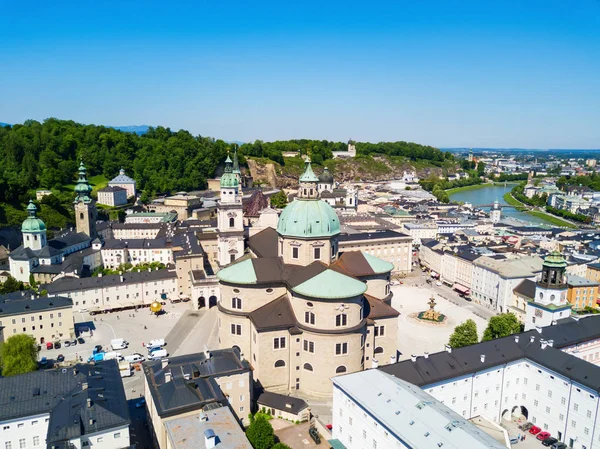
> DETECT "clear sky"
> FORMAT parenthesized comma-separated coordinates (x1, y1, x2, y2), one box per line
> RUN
(1, 0, 599, 148)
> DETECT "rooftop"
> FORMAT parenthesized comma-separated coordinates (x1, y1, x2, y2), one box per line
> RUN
(0, 293, 72, 317)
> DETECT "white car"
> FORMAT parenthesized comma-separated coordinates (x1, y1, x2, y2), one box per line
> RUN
(435, 282, 442, 286)
(124, 353, 145, 363)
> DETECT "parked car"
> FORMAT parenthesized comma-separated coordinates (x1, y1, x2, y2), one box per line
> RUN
(510, 437, 519, 445)
(77, 337, 86, 344)
(536, 431, 551, 441)
(435, 281, 442, 286)
(46, 342, 54, 350)
(64, 341, 71, 347)
(70, 339, 77, 346)
(39, 357, 48, 366)
(124, 353, 145, 363)
(93, 345, 103, 354)
(543, 437, 558, 447)
(529, 426, 542, 435)
(308, 427, 321, 445)
(551, 443, 567, 449)
(54, 342, 61, 349)
(57, 354, 65, 362)
(135, 398, 146, 408)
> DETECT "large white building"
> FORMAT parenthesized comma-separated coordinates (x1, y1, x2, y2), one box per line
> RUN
(380, 314, 600, 449)
(332, 369, 506, 449)
(0, 360, 130, 449)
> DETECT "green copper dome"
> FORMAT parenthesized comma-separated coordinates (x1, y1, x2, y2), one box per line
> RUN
(220, 154, 239, 188)
(22, 200, 46, 233)
(543, 251, 567, 269)
(277, 199, 340, 238)
(299, 157, 319, 183)
(74, 161, 93, 203)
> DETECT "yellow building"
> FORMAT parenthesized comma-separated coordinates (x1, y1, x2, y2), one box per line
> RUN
(567, 274, 599, 310)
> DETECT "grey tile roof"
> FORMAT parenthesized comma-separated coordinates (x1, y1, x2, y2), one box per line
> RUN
(0, 360, 129, 445)
(0, 293, 72, 317)
(257, 391, 308, 415)
(338, 230, 410, 242)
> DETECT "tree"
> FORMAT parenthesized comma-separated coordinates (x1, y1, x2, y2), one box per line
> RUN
(246, 414, 275, 449)
(477, 161, 486, 176)
(270, 190, 288, 209)
(482, 313, 521, 342)
(0, 334, 39, 376)
(272, 444, 292, 449)
(0, 276, 26, 294)
(448, 319, 479, 348)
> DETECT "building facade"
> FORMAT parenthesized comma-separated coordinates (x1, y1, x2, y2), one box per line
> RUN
(108, 168, 136, 198)
(217, 154, 245, 267)
(97, 186, 128, 206)
(338, 230, 412, 274)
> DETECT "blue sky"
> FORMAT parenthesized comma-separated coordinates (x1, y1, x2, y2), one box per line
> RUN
(1, 0, 599, 148)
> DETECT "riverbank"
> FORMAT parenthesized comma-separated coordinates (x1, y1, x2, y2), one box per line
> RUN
(503, 192, 577, 229)
(446, 182, 519, 195)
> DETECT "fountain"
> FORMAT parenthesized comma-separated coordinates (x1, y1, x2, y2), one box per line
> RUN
(417, 296, 446, 323)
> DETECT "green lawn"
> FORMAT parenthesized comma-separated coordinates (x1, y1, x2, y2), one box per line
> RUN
(63, 174, 109, 194)
(503, 192, 577, 228)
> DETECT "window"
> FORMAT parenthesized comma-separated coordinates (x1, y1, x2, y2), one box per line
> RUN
(231, 297, 242, 309)
(6, 443, 12, 449)
(335, 314, 347, 327)
(574, 403, 579, 412)
(303, 340, 315, 353)
(561, 397, 566, 405)
(274, 360, 286, 367)
(273, 337, 286, 350)
(374, 346, 384, 355)
(19, 440, 25, 449)
(314, 247, 321, 259)
(114, 433, 121, 439)
(546, 406, 550, 414)
(535, 384, 540, 391)
(571, 420, 576, 428)
(229, 217, 235, 228)
(292, 247, 299, 259)
(588, 410, 592, 418)
(335, 342, 348, 355)
(304, 363, 313, 371)
(97, 437, 104, 443)
(559, 413, 564, 421)
(304, 311, 315, 325)
(374, 326, 385, 337)
(230, 324, 241, 335)
(336, 366, 347, 374)
(33, 437, 40, 446)
(534, 400, 538, 407)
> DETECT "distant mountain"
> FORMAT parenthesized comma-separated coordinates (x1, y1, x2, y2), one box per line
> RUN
(226, 140, 245, 146)
(0, 122, 11, 127)
(111, 125, 149, 135)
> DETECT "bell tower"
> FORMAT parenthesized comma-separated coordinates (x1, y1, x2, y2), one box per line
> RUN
(73, 161, 97, 238)
(525, 251, 571, 330)
(217, 154, 244, 266)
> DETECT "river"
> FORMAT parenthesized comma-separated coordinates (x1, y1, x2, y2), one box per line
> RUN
(448, 184, 551, 226)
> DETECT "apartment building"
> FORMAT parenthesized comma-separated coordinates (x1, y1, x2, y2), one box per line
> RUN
(402, 222, 437, 245)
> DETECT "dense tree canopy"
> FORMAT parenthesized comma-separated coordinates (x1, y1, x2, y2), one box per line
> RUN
(448, 319, 479, 348)
(482, 313, 522, 342)
(246, 415, 275, 449)
(270, 190, 288, 209)
(0, 334, 39, 376)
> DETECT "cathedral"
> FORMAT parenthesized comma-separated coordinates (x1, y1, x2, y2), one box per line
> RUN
(9, 162, 97, 283)
(216, 157, 399, 397)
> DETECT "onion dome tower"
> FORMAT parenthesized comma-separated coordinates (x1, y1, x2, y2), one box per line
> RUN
(217, 153, 244, 266)
(22, 200, 47, 250)
(73, 161, 97, 238)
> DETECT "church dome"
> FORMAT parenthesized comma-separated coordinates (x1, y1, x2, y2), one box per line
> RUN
(220, 154, 239, 188)
(22, 200, 46, 233)
(277, 198, 340, 238)
(318, 167, 334, 183)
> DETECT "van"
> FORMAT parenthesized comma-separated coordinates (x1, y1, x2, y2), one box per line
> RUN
(148, 349, 168, 360)
(111, 338, 128, 350)
(102, 351, 123, 361)
(146, 338, 165, 348)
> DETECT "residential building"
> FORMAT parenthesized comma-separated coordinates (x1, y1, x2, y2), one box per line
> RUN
(337, 230, 413, 274)
(0, 360, 130, 449)
(567, 274, 599, 310)
(108, 168, 137, 198)
(403, 222, 437, 245)
(331, 369, 506, 449)
(97, 186, 128, 207)
(124, 212, 177, 224)
(148, 194, 203, 220)
(143, 349, 252, 449)
(418, 239, 443, 277)
(256, 391, 310, 422)
(0, 291, 74, 343)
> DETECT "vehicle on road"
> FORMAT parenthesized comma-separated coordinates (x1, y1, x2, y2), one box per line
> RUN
(57, 354, 65, 362)
(77, 337, 86, 344)
(551, 443, 567, 449)
(39, 357, 48, 366)
(308, 427, 321, 444)
(70, 339, 77, 346)
(64, 341, 71, 347)
(102, 351, 123, 361)
(119, 361, 132, 378)
(148, 349, 168, 360)
(435, 282, 442, 286)
(543, 437, 558, 446)
(111, 338, 129, 350)
(46, 342, 54, 350)
(54, 342, 61, 349)
(510, 437, 519, 445)
(146, 338, 166, 350)
(536, 431, 551, 441)
(124, 353, 145, 363)
(135, 398, 146, 408)
(93, 345, 103, 354)
(529, 426, 541, 435)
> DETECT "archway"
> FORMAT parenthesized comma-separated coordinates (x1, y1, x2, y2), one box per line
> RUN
(512, 405, 528, 420)
(209, 296, 217, 308)
(198, 296, 206, 309)
(232, 345, 241, 355)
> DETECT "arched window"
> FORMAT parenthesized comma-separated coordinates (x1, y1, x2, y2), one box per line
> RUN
(335, 314, 347, 327)
(231, 297, 242, 310)
(80, 212, 84, 220)
(229, 217, 235, 228)
(374, 346, 384, 354)
(335, 366, 347, 374)
(303, 363, 313, 371)
(304, 311, 315, 325)
(274, 360, 286, 368)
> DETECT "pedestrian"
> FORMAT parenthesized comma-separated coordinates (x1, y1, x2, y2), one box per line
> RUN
(523, 435, 526, 441)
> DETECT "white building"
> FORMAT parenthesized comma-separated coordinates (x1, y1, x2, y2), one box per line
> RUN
(97, 186, 128, 206)
(332, 369, 506, 449)
(403, 222, 438, 245)
(108, 168, 136, 198)
(216, 154, 245, 266)
(380, 314, 600, 449)
(0, 360, 130, 449)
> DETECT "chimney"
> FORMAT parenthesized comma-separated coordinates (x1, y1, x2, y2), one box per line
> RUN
(165, 371, 172, 383)
(82, 382, 88, 391)
(148, 267, 152, 272)
(541, 340, 548, 350)
(204, 429, 216, 449)
(410, 355, 417, 362)
(89, 419, 94, 426)
(199, 412, 208, 422)
(551, 320, 557, 326)
(548, 340, 554, 347)
(161, 359, 168, 370)
(514, 335, 520, 344)
(120, 274, 124, 283)
(98, 273, 102, 278)
(73, 368, 78, 376)
(530, 335, 536, 343)
(423, 352, 429, 359)
(87, 398, 92, 408)
(444, 345, 452, 353)
(480, 354, 486, 363)
(535, 326, 543, 334)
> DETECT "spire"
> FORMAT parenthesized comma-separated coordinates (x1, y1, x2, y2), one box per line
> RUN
(220, 153, 239, 188)
(299, 157, 319, 183)
(27, 199, 37, 217)
(232, 150, 241, 175)
(74, 160, 93, 203)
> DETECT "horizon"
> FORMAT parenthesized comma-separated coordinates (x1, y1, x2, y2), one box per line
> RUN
(1, 0, 599, 148)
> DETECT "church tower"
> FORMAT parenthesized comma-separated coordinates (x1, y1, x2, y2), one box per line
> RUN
(73, 161, 97, 238)
(232, 150, 242, 186)
(525, 251, 571, 331)
(217, 154, 244, 266)
(490, 200, 502, 224)
(22, 200, 47, 251)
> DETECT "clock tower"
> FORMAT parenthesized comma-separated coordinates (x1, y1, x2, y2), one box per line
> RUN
(525, 251, 571, 331)
(217, 154, 244, 267)
(73, 161, 97, 238)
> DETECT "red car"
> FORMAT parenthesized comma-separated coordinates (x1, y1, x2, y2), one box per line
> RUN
(46, 342, 53, 350)
(529, 426, 542, 435)
(536, 431, 551, 441)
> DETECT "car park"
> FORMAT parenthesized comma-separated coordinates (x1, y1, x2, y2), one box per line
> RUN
(536, 431, 551, 441)
(543, 437, 558, 447)
(529, 426, 541, 435)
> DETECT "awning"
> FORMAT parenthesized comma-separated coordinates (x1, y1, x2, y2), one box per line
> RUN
(453, 283, 470, 294)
